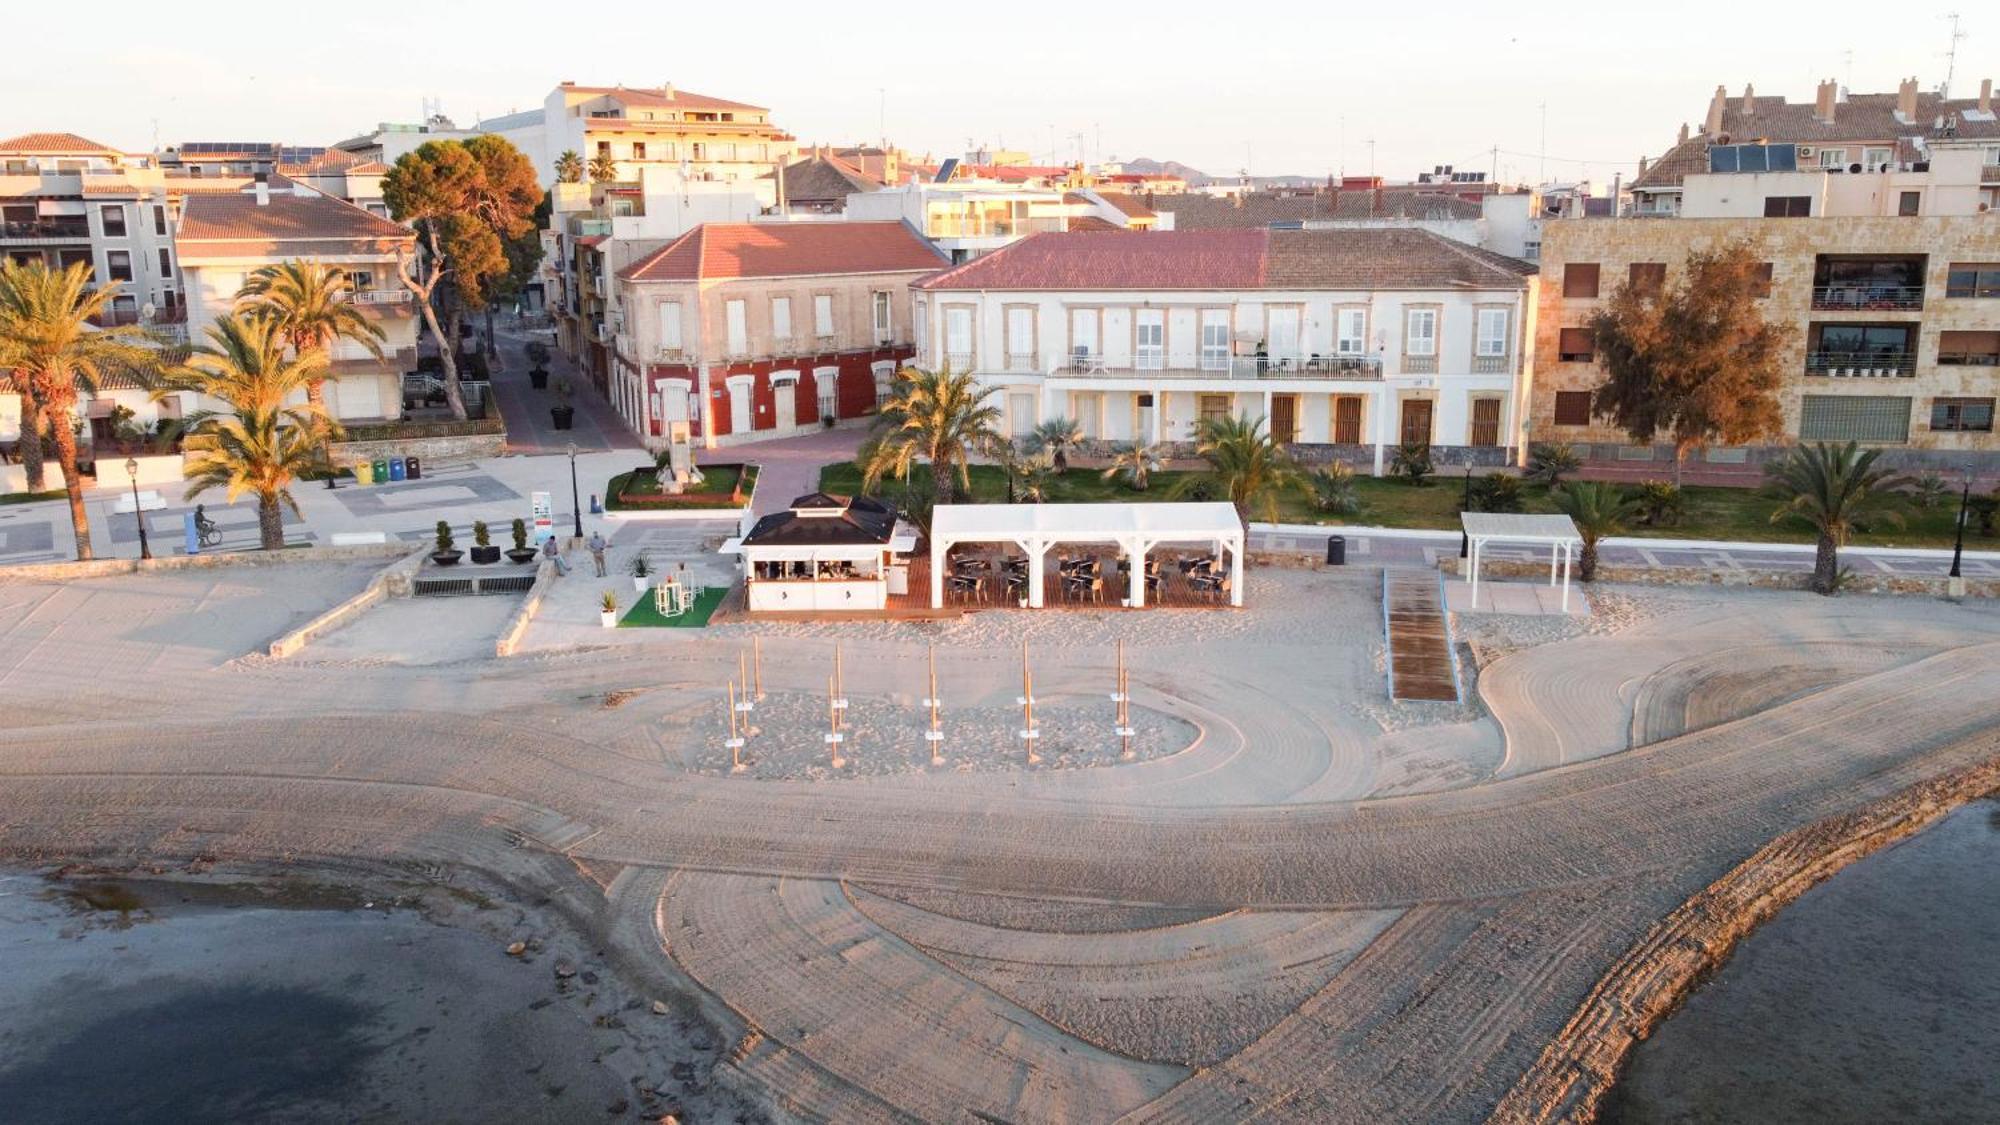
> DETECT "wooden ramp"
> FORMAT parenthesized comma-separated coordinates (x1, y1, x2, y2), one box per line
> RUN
(1384, 571, 1461, 703)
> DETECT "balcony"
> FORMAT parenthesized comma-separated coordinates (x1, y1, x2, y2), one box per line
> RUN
(1472, 354, 1510, 374)
(925, 216, 1066, 240)
(1811, 285, 1924, 311)
(347, 288, 412, 306)
(945, 350, 975, 370)
(1, 216, 91, 240)
(1403, 354, 1439, 374)
(1804, 350, 1915, 377)
(1052, 355, 1383, 381)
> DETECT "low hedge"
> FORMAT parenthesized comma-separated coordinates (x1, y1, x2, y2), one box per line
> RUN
(608, 463, 757, 510)
(337, 417, 507, 444)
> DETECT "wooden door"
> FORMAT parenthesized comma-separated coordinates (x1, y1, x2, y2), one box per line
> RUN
(1399, 399, 1433, 445)
(1270, 395, 1298, 445)
(773, 381, 797, 430)
(1470, 398, 1501, 446)
(1333, 396, 1362, 444)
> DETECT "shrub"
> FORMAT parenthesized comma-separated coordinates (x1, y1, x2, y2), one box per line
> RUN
(1178, 477, 1219, 502)
(1307, 462, 1362, 515)
(434, 520, 454, 551)
(472, 520, 491, 547)
(1970, 493, 1999, 537)
(525, 340, 550, 367)
(600, 590, 618, 612)
(1526, 442, 1582, 487)
(1908, 472, 1949, 510)
(1468, 473, 1526, 513)
(511, 518, 528, 550)
(1391, 441, 1434, 486)
(1634, 480, 1685, 526)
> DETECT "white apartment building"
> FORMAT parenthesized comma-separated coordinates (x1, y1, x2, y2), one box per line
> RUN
(480, 82, 796, 189)
(912, 228, 1536, 473)
(845, 180, 1092, 262)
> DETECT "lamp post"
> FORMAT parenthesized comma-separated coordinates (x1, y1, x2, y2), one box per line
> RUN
(1949, 475, 1970, 580)
(1459, 457, 1473, 559)
(567, 442, 584, 540)
(125, 457, 151, 561)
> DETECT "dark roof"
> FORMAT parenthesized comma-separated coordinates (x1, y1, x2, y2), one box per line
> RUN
(1151, 190, 1483, 228)
(917, 227, 1532, 292)
(1631, 137, 1712, 190)
(621, 222, 946, 282)
(176, 185, 413, 244)
(769, 153, 881, 202)
(1711, 89, 2000, 144)
(742, 493, 898, 547)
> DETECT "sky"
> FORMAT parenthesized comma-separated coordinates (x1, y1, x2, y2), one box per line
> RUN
(4, 1, 1992, 189)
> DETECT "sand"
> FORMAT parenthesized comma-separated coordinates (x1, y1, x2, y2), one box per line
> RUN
(2, 561, 2000, 1122)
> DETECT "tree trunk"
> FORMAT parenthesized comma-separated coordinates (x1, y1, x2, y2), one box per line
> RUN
(305, 377, 328, 414)
(258, 493, 286, 551)
(48, 410, 90, 560)
(1579, 539, 1599, 582)
(1811, 533, 1839, 595)
(484, 307, 497, 357)
(441, 308, 468, 420)
(931, 459, 954, 505)
(17, 392, 45, 492)
(1671, 446, 1685, 488)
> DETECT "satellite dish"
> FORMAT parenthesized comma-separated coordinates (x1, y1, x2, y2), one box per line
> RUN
(141, 302, 156, 319)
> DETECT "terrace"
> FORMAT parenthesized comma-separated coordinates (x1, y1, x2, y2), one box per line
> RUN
(1811, 255, 1926, 311)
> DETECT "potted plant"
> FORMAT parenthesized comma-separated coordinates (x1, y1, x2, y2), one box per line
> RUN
(526, 341, 550, 390)
(431, 520, 463, 566)
(630, 554, 653, 593)
(550, 378, 575, 430)
(505, 518, 539, 564)
(599, 589, 618, 628)
(469, 520, 501, 564)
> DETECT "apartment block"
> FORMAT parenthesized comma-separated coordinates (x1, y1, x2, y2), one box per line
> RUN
(614, 222, 947, 447)
(482, 82, 796, 189)
(912, 227, 1536, 472)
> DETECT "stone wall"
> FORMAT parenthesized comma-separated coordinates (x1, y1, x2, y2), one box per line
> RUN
(267, 547, 430, 658)
(1438, 555, 1999, 599)
(0, 542, 416, 586)
(332, 430, 507, 467)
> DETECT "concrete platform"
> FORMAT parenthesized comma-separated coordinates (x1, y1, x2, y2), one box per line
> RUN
(1446, 578, 1592, 617)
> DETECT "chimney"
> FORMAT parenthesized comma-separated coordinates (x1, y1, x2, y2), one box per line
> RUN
(1815, 78, 1838, 125)
(1704, 86, 1727, 135)
(774, 159, 787, 215)
(1980, 78, 1993, 115)
(662, 82, 676, 101)
(1896, 77, 1918, 123)
(1677, 122, 1690, 145)
(1638, 155, 1650, 177)
(1740, 83, 1756, 115)
(253, 170, 269, 206)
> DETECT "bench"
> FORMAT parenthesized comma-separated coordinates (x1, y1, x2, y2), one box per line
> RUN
(329, 531, 390, 546)
(110, 490, 166, 515)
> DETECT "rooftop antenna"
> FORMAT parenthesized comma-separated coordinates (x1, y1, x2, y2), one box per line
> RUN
(1538, 102, 1548, 186)
(1366, 138, 1376, 179)
(878, 87, 886, 152)
(1940, 13, 1967, 98)
(1843, 47, 1855, 90)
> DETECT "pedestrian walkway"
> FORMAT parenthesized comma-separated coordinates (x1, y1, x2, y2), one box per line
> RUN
(1383, 570, 1459, 702)
(489, 322, 641, 454)
(712, 428, 869, 517)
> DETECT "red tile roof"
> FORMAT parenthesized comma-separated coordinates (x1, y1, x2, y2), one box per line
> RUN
(621, 222, 946, 282)
(1095, 192, 1157, 219)
(176, 185, 413, 253)
(0, 131, 121, 156)
(1064, 215, 1123, 232)
(562, 83, 767, 114)
(916, 228, 1532, 291)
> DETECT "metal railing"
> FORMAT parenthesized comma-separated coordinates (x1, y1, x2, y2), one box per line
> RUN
(925, 217, 1066, 239)
(1052, 355, 1384, 381)
(347, 289, 412, 305)
(1804, 350, 1915, 377)
(1, 217, 91, 239)
(1811, 285, 1924, 311)
(1936, 351, 2000, 367)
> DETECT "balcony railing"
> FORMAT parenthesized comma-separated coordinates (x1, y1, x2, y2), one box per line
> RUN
(1403, 354, 1439, 374)
(347, 288, 412, 305)
(925, 217, 1066, 239)
(1471, 354, 1511, 374)
(1937, 351, 2000, 367)
(1, 217, 91, 239)
(1811, 285, 1924, 311)
(1052, 355, 1384, 381)
(945, 350, 975, 370)
(1804, 350, 1915, 377)
(90, 309, 142, 327)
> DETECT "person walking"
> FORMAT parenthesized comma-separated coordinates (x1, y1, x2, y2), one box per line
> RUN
(587, 530, 608, 577)
(541, 534, 569, 576)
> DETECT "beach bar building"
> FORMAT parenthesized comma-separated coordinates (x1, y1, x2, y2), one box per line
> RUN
(928, 502, 1245, 609)
(735, 492, 914, 612)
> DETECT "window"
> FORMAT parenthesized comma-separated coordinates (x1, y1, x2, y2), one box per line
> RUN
(1799, 395, 1911, 442)
(1563, 263, 1600, 298)
(151, 205, 167, 236)
(111, 294, 137, 324)
(632, 142, 646, 160)
(944, 306, 972, 364)
(1336, 308, 1367, 355)
(660, 142, 677, 161)
(1200, 309, 1230, 370)
(1006, 306, 1037, 371)
(1135, 309, 1165, 369)
(1403, 308, 1437, 356)
(1763, 196, 1811, 217)
(1931, 398, 1995, 432)
(1476, 308, 1509, 357)
(1818, 148, 1847, 169)
(872, 291, 892, 343)
(715, 142, 737, 161)
(1558, 327, 1596, 363)
(157, 248, 171, 278)
(813, 294, 834, 337)
(1069, 307, 1097, 360)
(1553, 391, 1593, 426)
(1898, 191, 1921, 217)
(1863, 147, 1892, 170)
(106, 250, 132, 282)
(770, 296, 792, 343)
(1333, 396, 1363, 444)
(872, 361, 896, 405)
(596, 141, 611, 157)
(99, 204, 125, 237)
(725, 299, 747, 355)
(1752, 262, 1774, 298)
(1628, 263, 1666, 297)
(1946, 263, 2000, 298)
(1198, 394, 1231, 424)
(658, 301, 682, 352)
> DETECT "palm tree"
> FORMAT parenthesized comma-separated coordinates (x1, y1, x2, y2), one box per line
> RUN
(554, 150, 584, 184)
(1766, 441, 1907, 595)
(154, 313, 338, 550)
(0, 261, 154, 559)
(1026, 416, 1085, 473)
(236, 260, 385, 415)
(1173, 414, 1303, 542)
(1006, 450, 1057, 502)
(1101, 440, 1163, 491)
(858, 363, 1005, 501)
(1549, 481, 1638, 581)
(587, 153, 619, 183)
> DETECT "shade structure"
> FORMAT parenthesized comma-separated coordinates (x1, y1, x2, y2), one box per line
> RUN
(1459, 512, 1582, 612)
(929, 502, 1246, 609)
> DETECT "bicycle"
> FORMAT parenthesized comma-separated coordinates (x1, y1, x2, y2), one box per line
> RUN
(196, 520, 222, 549)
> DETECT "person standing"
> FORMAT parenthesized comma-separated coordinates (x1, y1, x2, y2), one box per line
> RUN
(587, 530, 608, 577)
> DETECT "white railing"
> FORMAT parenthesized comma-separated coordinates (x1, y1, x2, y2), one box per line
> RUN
(348, 289, 412, 305)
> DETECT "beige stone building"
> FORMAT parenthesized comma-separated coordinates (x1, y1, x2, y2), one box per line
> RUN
(1530, 215, 2000, 469)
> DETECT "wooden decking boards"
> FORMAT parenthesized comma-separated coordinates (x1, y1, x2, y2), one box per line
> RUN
(1384, 571, 1461, 703)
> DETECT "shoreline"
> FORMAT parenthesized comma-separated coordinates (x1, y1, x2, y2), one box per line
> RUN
(1491, 755, 2000, 1124)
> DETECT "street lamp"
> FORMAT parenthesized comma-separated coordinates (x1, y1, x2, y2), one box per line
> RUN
(1949, 474, 1971, 580)
(567, 442, 584, 540)
(125, 457, 151, 561)
(1459, 456, 1473, 559)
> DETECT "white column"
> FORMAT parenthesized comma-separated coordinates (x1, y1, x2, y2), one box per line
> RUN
(1371, 386, 1390, 476)
(1127, 537, 1147, 608)
(1151, 391, 1164, 444)
(1560, 542, 1572, 612)
(1262, 389, 1274, 428)
(1469, 537, 1480, 610)
(1027, 538, 1048, 608)
(930, 535, 948, 609)
(1549, 540, 1560, 586)
(1229, 535, 1245, 607)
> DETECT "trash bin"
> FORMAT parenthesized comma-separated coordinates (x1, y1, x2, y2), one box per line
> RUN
(1326, 535, 1346, 566)
(353, 460, 374, 486)
(404, 456, 421, 480)
(371, 458, 389, 484)
(388, 457, 407, 482)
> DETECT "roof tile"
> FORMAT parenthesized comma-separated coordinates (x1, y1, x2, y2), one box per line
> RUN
(621, 222, 945, 282)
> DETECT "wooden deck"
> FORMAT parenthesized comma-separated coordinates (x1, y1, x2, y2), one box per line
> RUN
(1384, 570, 1461, 702)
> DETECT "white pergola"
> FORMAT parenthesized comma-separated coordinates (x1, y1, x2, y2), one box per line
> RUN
(929, 502, 1245, 609)
(1461, 512, 1583, 612)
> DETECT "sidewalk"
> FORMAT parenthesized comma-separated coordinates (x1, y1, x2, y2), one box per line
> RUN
(488, 322, 641, 455)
